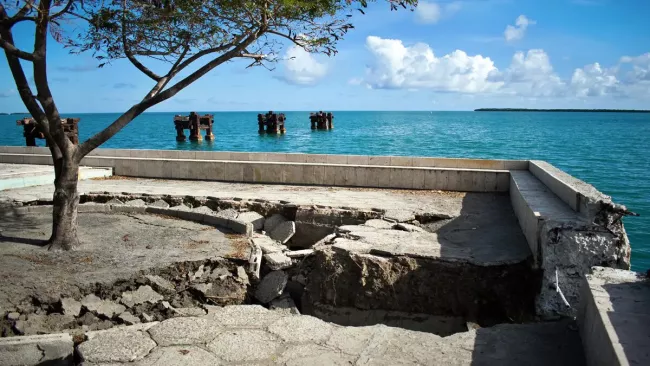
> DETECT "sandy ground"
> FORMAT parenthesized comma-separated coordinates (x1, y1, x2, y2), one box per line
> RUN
(0, 211, 246, 312)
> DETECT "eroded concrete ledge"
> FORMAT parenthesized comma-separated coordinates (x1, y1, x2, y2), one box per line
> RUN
(578, 267, 649, 366)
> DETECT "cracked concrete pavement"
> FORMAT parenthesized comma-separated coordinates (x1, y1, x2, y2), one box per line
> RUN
(77, 305, 585, 366)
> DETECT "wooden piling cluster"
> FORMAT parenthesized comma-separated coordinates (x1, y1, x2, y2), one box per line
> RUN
(16, 117, 80, 146)
(309, 111, 334, 130)
(257, 111, 286, 134)
(174, 112, 214, 142)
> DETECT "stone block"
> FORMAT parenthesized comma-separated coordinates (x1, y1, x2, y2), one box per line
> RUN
(264, 252, 293, 270)
(255, 271, 288, 303)
(264, 213, 287, 233)
(269, 221, 296, 244)
(149, 200, 170, 208)
(237, 211, 265, 231)
(229, 219, 253, 236)
(252, 235, 287, 254)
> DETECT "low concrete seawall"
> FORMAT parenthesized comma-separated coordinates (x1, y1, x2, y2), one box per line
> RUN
(0, 147, 633, 320)
(0, 148, 517, 193)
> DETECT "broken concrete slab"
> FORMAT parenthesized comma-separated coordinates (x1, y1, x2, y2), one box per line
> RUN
(203, 305, 285, 329)
(268, 315, 333, 343)
(264, 213, 287, 233)
(286, 249, 314, 258)
(148, 317, 222, 346)
(13, 313, 75, 336)
(269, 221, 296, 244)
(81, 294, 126, 319)
(149, 199, 170, 208)
(255, 271, 288, 304)
(144, 275, 176, 295)
(125, 199, 146, 206)
(120, 286, 164, 308)
(264, 252, 293, 270)
(118, 312, 141, 325)
(192, 206, 214, 215)
(252, 235, 287, 254)
(215, 208, 238, 220)
(60, 298, 81, 317)
(78, 326, 157, 363)
(237, 211, 265, 231)
(206, 329, 280, 362)
(138, 345, 221, 366)
(0, 333, 74, 366)
(364, 219, 395, 229)
(395, 222, 425, 232)
(383, 209, 415, 223)
(171, 307, 207, 317)
(7, 312, 20, 321)
(106, 198, 124, 205)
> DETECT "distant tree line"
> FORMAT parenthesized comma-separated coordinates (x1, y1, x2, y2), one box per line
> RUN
(475, 108, 650, 113)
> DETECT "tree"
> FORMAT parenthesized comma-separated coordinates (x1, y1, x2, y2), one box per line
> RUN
(0, 0, 417, 250)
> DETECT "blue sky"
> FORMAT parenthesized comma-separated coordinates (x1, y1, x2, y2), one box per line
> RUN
(1, 0, 649, 112)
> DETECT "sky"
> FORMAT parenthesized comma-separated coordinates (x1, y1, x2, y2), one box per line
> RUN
(0, 0, 649, 112)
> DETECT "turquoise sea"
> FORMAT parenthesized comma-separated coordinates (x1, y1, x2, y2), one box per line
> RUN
(1, 111, 649, 271)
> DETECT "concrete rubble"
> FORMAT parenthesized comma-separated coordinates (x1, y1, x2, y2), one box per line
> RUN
(269, 220, 296, 244)
(264, 252, 293, 270)
(120, 286, 164, 308)
(237, 211, 265, 231)
(255, 271, 288, 304)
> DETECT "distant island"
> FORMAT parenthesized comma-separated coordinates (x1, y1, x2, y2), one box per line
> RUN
(475, 108, 650, 113)
(0, 112, 29, 116)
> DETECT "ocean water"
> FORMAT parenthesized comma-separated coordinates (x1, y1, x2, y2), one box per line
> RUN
(1, 111, 649, 271)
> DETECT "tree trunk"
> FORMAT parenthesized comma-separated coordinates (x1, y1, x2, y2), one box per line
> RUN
(48, 155, 80, 251)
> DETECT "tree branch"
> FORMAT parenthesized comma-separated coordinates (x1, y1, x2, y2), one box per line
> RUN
(0, 35, 36, 61)
(49, 0, 75, 20)
(77, 27, 264, 159)
(121, 0, 161, 81)
(32, 0, 72, 157)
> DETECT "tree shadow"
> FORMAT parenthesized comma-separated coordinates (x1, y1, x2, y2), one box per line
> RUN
(0, 205, 51, 247)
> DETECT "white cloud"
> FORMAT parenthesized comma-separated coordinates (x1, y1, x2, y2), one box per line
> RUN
(281, 45, 327, 85)
(415, 1, 462, 24)
(363, 36, 501, 93)
(491, 49, 566, 97)
(504, 15, 535, 42)
(358, 36, 649, 101)
(570, 63, 619, 97)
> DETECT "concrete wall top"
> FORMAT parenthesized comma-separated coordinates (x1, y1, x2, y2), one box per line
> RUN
(0, 146, 529, 170)
(529, 160, 613, 217)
